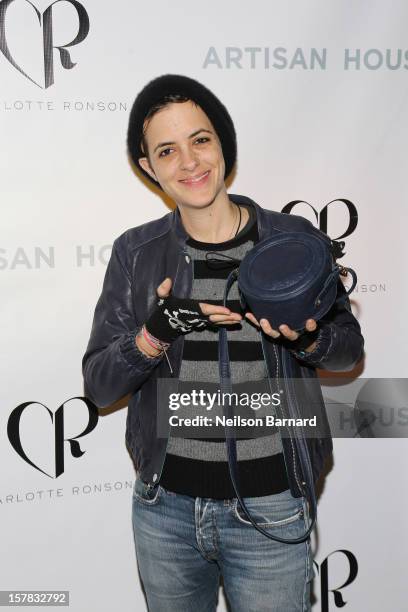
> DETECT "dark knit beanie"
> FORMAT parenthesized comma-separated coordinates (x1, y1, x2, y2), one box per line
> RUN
(127, 74, 237, 189)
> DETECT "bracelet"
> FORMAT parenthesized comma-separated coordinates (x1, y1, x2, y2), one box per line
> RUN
(142, 327, 163, 352)
(141, 325, 171, 352)
(143, 325, 171, 350)
(138, 326, 174, 375)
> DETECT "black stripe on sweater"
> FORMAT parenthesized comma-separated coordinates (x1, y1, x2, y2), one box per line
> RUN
(182, 339, 264, 361)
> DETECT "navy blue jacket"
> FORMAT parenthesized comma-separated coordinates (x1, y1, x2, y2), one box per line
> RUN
(82, 194, 364, 496)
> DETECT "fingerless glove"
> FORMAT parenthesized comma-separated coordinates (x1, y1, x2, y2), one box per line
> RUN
(145, 296, 213, 344)
(285, 327, 321, 355)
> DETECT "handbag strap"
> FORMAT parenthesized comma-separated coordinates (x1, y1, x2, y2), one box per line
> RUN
(329, 239, 358, 304)
(337, 265, 357, 298)
(218, 268, 316, 544)
(314, 264, 357, 309)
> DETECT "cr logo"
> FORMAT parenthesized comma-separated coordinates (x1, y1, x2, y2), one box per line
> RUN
(314, 549, 358, 611)
(7, 396, 98, 478)
(0, 0, 89, 88)
(282, 199, 358, 246)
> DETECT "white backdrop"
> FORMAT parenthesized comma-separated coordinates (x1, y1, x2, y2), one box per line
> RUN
(1, 0, 407, 610)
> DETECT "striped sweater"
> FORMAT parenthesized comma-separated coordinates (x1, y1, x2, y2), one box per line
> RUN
(160, 202, 289, 499)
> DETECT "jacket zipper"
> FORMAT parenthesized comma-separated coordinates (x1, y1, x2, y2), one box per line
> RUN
(260, 333, 303, 495)
(280, 347, 307, 492)
(148, 248, 192, 489)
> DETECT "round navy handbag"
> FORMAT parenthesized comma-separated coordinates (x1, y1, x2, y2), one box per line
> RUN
(237, 231, 357, 330)
(214, 230, 358, 544)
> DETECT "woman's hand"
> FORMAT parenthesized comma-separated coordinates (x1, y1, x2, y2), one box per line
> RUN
(158, 277, 242, 326)
(244, 313, 318, 352)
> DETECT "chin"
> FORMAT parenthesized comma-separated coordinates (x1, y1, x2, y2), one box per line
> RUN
(181, 184, 224, 208)
(181, 193, 219, 209)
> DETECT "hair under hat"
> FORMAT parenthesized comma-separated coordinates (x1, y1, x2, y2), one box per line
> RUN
(127, 74, 237, 189)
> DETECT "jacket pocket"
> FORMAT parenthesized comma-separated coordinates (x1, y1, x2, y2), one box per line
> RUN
(132, 475, 162, 506)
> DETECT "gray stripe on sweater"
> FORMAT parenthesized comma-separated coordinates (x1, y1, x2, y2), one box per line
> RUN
(168, 230, 283, 461)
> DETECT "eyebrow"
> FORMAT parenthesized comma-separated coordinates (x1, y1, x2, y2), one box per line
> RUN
(153, 128, 213, 153)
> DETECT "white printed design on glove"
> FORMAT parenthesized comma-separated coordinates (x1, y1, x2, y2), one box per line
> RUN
(163, 307, 207, 333)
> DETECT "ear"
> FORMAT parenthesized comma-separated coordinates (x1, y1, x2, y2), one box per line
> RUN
(138, 156, 157, 182)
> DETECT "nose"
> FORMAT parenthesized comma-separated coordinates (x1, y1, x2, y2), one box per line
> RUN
(179, 145, 199, 171)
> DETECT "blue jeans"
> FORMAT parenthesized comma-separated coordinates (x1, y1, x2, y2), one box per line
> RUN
(132, 476, 314, 612)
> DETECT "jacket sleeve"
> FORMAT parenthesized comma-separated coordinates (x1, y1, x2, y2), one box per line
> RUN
(289, 278, 365, 372)
(82, 236, 164, 409)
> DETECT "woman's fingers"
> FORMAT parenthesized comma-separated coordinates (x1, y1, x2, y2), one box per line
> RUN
(199, 302, 242, 323)
(209, 313, 242, 323)
(199, 302, 231, 316)
(245, 312, 280, 338)
(305, 318, 318, 331)
(156, 277, 172, 298)
(278, 324, 298, 340)
(245, 313, 319, 339)
(260, 319, 280, 338)
(278, 319, 318, 338)
(244, 312, 259, 326)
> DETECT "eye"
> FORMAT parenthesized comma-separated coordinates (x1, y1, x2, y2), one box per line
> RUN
(195, 137, 210, 144)
(158, 148, 173, 158)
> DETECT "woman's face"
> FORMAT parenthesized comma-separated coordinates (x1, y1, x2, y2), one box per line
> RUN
(138, 100, 227, 210)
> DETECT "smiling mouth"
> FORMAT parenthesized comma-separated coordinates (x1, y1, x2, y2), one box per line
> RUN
(179, 170, 210, 184)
